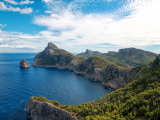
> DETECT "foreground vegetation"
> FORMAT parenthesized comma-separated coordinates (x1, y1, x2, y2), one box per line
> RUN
(33, 56, 160, 120)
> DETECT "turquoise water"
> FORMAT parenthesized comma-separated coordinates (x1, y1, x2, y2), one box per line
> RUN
(0, 53, 110, 120)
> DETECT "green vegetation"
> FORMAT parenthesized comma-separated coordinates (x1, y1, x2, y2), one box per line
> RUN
(34, 56, 160, 120)
(115, 62, 133, 69)
(33, 96, 60, 107)
(76, 56, 126, 74)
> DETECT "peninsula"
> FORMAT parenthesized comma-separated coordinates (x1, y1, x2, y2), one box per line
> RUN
(32, 42, 156, 89)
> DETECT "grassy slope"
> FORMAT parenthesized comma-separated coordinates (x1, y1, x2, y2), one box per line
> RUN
(34, 56, 160, 120)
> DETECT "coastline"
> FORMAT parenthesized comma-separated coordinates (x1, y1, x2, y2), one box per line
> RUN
(32, 63, 115, 91)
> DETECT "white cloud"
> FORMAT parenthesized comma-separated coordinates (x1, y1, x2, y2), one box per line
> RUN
(4, 0, 34, 5)
(0, 44, 37, 49)
(42, 0, 51, 3)
(0, 38, 19, 44)
(0, 29, 41, 51)
(45, 10, 52, 14)
(32, 0, 160, 52)
(17, 35, 41, 39)
(0, 2, 33, 14)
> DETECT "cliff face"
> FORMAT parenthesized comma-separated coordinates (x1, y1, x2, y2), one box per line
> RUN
(78, 49, 102, 55)
(33, 43, 143, 89)
(26, 97, 77, 120)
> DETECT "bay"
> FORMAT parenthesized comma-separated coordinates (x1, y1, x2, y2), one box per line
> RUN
(0, 53, 110, 120)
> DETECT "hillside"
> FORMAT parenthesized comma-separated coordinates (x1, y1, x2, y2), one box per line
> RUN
(77, 48, 157, 67)
(76, 56, 124, 74)
(31, 54, 160, 120)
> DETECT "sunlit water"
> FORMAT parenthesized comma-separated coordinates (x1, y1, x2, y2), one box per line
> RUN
(0, 53, 110, 120)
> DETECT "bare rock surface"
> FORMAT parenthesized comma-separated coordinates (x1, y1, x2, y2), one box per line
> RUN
(20, 59, 30, 68)
(26, 97, 78, 120)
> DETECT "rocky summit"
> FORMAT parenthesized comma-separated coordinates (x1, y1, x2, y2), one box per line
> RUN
(19, 59, 30, 68)
(78, 49, 102, 55)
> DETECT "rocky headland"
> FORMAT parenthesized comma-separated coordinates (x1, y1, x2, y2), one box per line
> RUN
(26, 97, 77, 120)
(20, 59, 30, 68)
(32, 42, 146, 89)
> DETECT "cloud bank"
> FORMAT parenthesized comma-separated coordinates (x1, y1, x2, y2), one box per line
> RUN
(32, 0, 160, 51)
(0, 29, 39, 50)
(1, 0, 160, 53)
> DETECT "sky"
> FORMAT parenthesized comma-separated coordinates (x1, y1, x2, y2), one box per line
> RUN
(0, 0, 160, 53)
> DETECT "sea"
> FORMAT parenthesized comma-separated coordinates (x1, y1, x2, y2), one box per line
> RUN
(0, 53, 110, 120)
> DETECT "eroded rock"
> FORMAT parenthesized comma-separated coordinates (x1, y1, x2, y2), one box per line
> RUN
(26, 97, 77, 120)
(20, 59, 30, 68)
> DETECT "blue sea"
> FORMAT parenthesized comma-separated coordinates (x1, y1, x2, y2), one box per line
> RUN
(0, 53, 110, 120)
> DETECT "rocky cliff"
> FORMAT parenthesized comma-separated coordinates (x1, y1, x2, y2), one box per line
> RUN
(26, 97, 77, 120)
(20, 59, 30, 68)
(78, 49, 102, 55)
(33, 43, 143, 89)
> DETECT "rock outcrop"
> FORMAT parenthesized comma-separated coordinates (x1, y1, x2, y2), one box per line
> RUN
(78, 49, 102, 55)
(26, 97, 77, 120)
(20, 59, 30, 68)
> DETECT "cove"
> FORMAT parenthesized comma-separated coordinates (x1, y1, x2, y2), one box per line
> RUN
(0, 53, 110, 120)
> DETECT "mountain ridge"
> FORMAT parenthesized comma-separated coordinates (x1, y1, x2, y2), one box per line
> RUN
(77, 47, 157, 67)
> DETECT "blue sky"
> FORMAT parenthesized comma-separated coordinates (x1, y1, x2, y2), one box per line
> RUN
(0, 0, 160, 53)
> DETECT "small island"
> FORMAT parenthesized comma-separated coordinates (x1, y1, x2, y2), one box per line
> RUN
(20, 59, 30, 68)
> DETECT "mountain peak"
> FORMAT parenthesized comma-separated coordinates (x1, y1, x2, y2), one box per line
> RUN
(47, 42, 59, 49)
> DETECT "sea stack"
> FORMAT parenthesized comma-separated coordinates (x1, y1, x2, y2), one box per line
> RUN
(20, 59, 30, 68)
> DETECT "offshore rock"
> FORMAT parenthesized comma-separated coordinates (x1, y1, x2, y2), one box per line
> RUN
(26, 97, 77, 120)
(19, 59, 30, 68)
